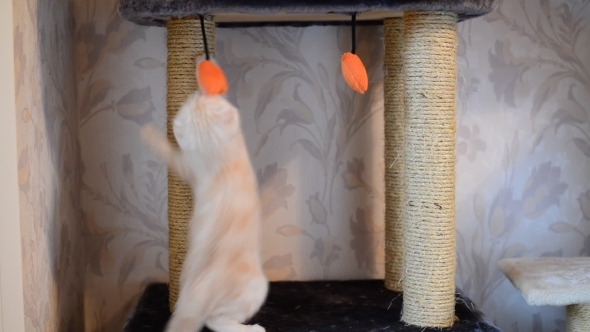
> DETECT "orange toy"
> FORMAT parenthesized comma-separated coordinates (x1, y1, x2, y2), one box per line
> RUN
(341, 52, 368, 94)
(196, 15, 228, 96)
(197, 59, 228, 96)
(341, 13, 368, 94)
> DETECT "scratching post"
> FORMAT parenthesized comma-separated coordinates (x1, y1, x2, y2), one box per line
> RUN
(401, 11, 458, 328)
(567, 304, 590, 332)
(166, 17, 215, 309)
(383, 17, 404, 293)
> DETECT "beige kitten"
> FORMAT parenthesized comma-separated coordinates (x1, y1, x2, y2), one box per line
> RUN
(141, 61, 268, 332)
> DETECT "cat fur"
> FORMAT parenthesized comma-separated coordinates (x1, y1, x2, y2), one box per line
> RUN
(141, 60, 268, 332)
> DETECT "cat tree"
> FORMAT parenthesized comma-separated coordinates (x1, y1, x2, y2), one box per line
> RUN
(500, 257, 590, 332)
(119, 1, 500, 331)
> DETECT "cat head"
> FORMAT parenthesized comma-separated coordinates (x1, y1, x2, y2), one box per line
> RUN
(172, 93, 241, 156)
(172, 56, 241, 156)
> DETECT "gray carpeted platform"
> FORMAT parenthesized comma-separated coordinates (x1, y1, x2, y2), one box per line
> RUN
(118, 0, 498, 26)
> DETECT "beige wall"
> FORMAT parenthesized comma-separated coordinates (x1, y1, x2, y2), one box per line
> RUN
(13, 0, 84, 331)
(1, 0, 24, 330)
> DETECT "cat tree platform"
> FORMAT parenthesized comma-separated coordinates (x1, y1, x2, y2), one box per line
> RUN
(499, 257, 590, 332)
(124, 280, 500, 332)
(119, 0, 497, 26)
(118, 0, 499, 330)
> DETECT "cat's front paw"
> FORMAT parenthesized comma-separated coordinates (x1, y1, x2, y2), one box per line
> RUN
(249, 324, 265, 332)
(141, 124, 160, 143)
(141, 125, 169, 151)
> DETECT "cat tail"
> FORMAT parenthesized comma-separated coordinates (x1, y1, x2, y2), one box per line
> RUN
(164, 291, 212, 332)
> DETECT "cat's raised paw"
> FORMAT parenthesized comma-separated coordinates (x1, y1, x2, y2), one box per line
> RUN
(141, 125, 169, 151)
(141, 124, 161, 140)
(249, 324, 265, 332)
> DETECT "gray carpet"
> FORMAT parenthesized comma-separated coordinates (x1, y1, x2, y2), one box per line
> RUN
(118, 0, 498, 26)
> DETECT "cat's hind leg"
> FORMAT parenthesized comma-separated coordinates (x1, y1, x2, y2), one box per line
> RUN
(205, 275, 268, 332)
(141, 124, 194, 182)
(164, 313, 203, 332)
(164, 291, 207, 332)
(205, 316, 265, 332)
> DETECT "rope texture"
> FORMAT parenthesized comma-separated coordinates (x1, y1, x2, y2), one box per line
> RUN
(166, 17, 215, 309)
(567, 304, 590, 332)
(383, 17, 405, 293)
(400, 11, 458, 328)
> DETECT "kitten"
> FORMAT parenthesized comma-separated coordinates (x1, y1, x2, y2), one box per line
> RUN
(141, 60, 268, 332)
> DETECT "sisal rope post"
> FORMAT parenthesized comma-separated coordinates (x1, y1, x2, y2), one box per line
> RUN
(166, 17, 215, 309)
(383, 17, 405, 293)
(400, 11, 458, 328)
(567, 304, 590, 332)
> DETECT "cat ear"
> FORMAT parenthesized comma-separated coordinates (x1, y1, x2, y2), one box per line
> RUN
(172, 95, 198, 150)
(173, 97, 192, 128)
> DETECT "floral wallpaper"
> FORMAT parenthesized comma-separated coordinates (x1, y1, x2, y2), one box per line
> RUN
(13, 0, 84, 331)
(455, 1, 590, 330)
(71, 0, 590, 331)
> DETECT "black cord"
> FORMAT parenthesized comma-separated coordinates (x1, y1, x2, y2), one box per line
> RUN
(351, 13, 356, 54)
(199, 15, 210, 60)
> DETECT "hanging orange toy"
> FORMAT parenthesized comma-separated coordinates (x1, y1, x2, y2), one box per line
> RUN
(197, 59, 228, 96)
(342, 52, 368, 94)
(196, 15, 228, 96)
(341, 13, 368, 94)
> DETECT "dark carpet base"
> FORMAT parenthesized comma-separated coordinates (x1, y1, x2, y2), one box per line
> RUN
(123, 280, 501, 332)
